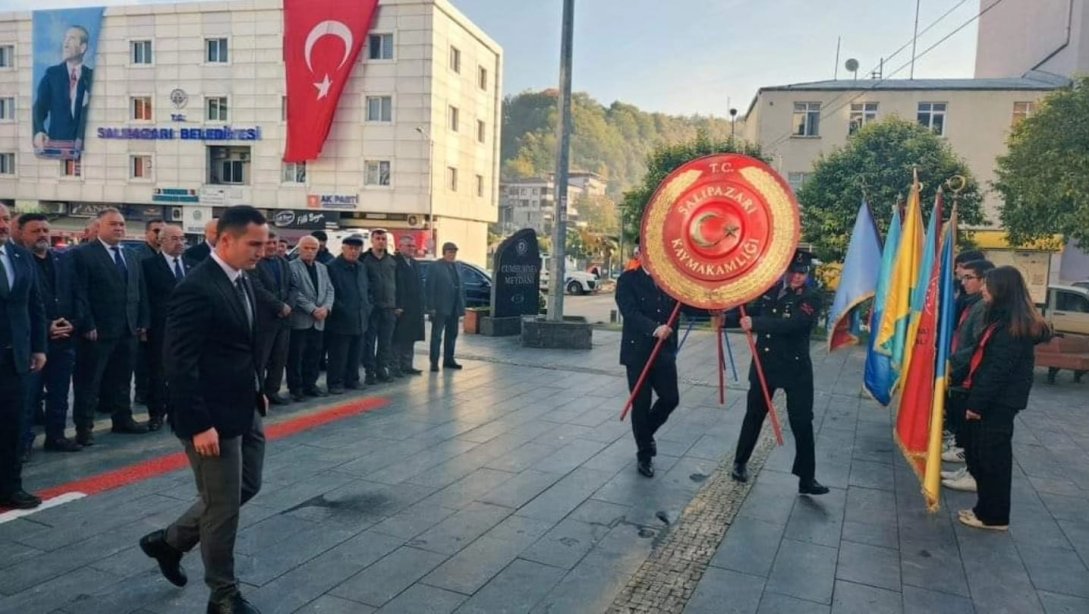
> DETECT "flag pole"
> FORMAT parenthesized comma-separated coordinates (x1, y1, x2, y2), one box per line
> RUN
(723, 327, 739, 381)
(739, 305, 785, 445)
(620, 301, 683, 422)
(716, 319, 726, 404)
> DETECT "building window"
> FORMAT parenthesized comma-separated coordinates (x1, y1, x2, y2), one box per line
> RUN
(132, 96, 153, 121)
(477, 119, 485, 143)
(368, 33, 393, 60)
(206, 38, 229, 63)
(206, 96, 228, 122)
(131, 155, 153, 179)
(476, 174, 484, 197)
(208, 146, 250, 185)
(131, 40, 153, 65)
(792, 102, 820, 137)
(1012, 101, 1036, 127)
(0, 152, 14, 175)
(0, 97, 13, 121)
(447, 166, 458, 191)
(849, 102, 877, 135)
(365, 160, 391, 186)
(0, 45, 13, 69)
(365, 95, 392, 122)
(917, 102, 946, 136)
(787, 172, 811, 193)
(61, 159, 81, 177)
(449, 106, 459, 132)
(282, 161, 306, 184)
(478, 66, 488, 90)
(449, 46, 461, 73)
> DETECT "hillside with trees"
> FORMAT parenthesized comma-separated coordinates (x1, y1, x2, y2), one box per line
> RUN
(501, 90, 735, 198)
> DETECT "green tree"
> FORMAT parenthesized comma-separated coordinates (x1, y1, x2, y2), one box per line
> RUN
(797, 117, 984, 261)
(994, 78, 1089, 247)
(618, 133, 763, 244)
(574, 193, 619, 235)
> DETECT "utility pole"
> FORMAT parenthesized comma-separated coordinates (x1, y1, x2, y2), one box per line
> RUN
(547, 0, 574, 322)
(910, 0, 920, 79)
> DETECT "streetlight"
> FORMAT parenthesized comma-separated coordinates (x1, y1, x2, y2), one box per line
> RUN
(729, 107, 738, 138)
(415, 125, 435, 256)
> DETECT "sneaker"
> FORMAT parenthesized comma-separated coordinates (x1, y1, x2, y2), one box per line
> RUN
(941, 466, 968, 481)
(942, 473, 977, 492)
(941, 447, 965, 463)
(958, 509, 1007, 531)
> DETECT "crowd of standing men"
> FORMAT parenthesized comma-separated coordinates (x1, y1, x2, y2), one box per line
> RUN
(0, 203, 467, 511)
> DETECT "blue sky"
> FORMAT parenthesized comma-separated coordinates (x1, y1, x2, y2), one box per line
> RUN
(1, 0, 980, 117)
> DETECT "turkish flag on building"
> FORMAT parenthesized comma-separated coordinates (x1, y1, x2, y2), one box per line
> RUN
(283, 0, 379, 162)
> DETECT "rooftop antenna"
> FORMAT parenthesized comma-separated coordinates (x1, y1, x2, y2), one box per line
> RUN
(845, 58, 859, 81)
(871, 57, 883, 80)
(834, 36, 841, 80)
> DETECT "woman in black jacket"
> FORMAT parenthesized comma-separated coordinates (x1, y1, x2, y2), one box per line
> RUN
(959, 266, 1051, 531)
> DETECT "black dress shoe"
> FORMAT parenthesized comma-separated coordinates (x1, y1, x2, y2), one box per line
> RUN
(44, 437, 82, 452)
(731, 462, 749, 483)
(637, 459, 655, 478)
(365, 374, 378, 385)
(443, 361, 464, 370)
(430, 364, 440, 372)
(139, 530, 187, 587)
(266, 394, 290, 406)
(799, 478, 830, 496)
(389, 370, 404, 378)
(147, 416, 165, 432)
(206, 593, 260, 614)
(345, 382, 363, 390)
(377, 373, 393, 383)
(76, 430, 95, 446)
(134, 393, 147, 406)
(327, 385, 345, 395)
(405, 368, 423, 375)
(1, 490, 43, 509)
(18, 447, 30, 464)
(303, 387, 327, 398)
(112, 419, 149, 434)
(290, 392, 306, 402)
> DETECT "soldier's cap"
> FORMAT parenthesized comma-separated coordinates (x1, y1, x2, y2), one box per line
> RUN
(788, 249, 814, 273)
(342, 234, 365, 246)
(442, 242, 459, 252)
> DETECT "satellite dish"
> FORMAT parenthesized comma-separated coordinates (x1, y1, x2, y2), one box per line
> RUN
(844, 58, 859, 72)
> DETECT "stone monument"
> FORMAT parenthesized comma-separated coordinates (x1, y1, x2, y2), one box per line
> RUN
(482, 228, 541, 336)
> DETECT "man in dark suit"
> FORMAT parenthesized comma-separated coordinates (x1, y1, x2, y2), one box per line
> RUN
(70, 208, 149, 444)
(32, 25, 94, 151)
(426, 242, 466, 372)
(140, 206, 268, 614)
(0, 204, 48, 510)
(131, 218, 164, 407)
(184, 219, 217, 264)
(392, 234, 425, 377)
(361, 229, 397, 384)
(17, 214, 81, 456)
(141, 224, 190, 431)
(325, 234, 371, 394)
(615, 246, 714, 478)
(251, 230, 293, 405)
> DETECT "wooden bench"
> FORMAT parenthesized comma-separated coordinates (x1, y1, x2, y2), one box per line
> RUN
(1036, 335, 1089, 384)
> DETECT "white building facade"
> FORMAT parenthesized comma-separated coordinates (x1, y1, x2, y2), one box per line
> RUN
(975, 0, 1089, 80)
(0, 0, 501, 266)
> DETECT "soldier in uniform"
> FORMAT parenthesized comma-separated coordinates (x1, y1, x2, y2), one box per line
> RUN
(728, 249, 829, 495)
(616, 245, 714, 478)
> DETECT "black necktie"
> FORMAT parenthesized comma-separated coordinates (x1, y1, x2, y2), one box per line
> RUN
(111, 246, 128, 279)
(235, 276, 253, 330)
(173, 257, 184, 280)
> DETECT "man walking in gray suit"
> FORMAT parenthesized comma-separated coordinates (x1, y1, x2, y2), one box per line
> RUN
(287, 236, 334, 401)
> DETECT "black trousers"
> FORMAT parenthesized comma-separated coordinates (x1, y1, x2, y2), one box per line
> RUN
(287, 328, 323, 393)
(166, 412, 264, 601)
(0, 350, 26, 497)
(362, 308, 396, 376)
(430, 314, 459, 366)
(966, 409, 1015, 526)
(134, 338, 149, 400)
(625, 358, 680, 463)
(256, 323, 290, 396)
(734, 364, 816, 481)
(326, 333, 362, 388)
(392, 339, 416, 373)
(946, 392, 968, 449)
(73, 335, 136, 431)
(145, 328, 167, 420)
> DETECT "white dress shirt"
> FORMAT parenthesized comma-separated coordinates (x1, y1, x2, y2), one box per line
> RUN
(66, 61, 83, 117)
(162, 251, 186, 278)
(0, 241, 14, 289)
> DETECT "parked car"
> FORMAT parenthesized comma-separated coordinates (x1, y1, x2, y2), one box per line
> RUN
(1041, 284, 1089, 336)
(417, 259, 493, 309)
(538, 255, 599, 295)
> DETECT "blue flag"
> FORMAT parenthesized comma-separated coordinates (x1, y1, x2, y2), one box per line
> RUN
(864, 207, 902, 406)
(828, 200, 883, 351)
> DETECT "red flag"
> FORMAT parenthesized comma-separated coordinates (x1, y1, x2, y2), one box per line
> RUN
(283, 0, 379, 162)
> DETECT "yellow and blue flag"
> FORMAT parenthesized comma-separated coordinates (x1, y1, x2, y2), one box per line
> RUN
(863, 207, 901, 405)
(828, 200, 883, 352)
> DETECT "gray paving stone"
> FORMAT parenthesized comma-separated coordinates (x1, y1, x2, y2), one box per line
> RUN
(848, 460, 896, 491)
(371, 500, 460, 540)
(898, 539, 969, 597)
(709, 515, 786, 578)
(516, 467, 617, 523)
(295, 595, 376, 613)
(901, 585, 974, 614)
(785, 489, 846, 548)
(415, 467, 516, 511)
(520, 518, 610, 570)
(476, 470, 563, 509)
(329, 547, 448, 608)
(567, 498, 630, 527)
(765, 539, 839, 605)
(1038, 590, 1089, 614)
(756, 592, 831, 614)
(1058, 519, 1089, 565)
(455, 559, 566, 614)
(683, 567, 764, 614)
(959, 534, 1044, 613)
(374, 584, 466, 613)
(421, 515, 553, 594)
(1016, 543, 1089, 598)
(830, 580, 902, 614)
(840, 520, 899, 550)
(835, 541, 901, 592)
(0, 566, 122, 613)
(844, 487, 897, 527)
(409, 502, 514, 556)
